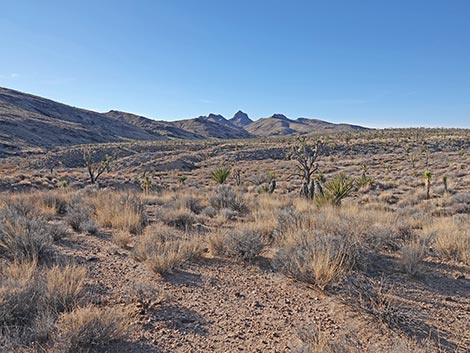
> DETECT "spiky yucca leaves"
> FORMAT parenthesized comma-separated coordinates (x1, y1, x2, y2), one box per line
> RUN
(211, 166, 231, 184)
(316, 174, 354, 207)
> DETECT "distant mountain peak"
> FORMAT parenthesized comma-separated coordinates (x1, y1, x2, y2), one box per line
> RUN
(270, 113, 290, 121)
(229, 111, 252, 127)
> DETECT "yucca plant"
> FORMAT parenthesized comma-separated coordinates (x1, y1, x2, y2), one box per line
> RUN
(211, 166, 230, 184)
(178, 175, 187, 185)
(423, 170, 432, 199)
(317, 174, 354, 207)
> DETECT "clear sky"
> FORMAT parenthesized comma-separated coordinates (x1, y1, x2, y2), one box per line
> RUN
(1, 1, 469, 128)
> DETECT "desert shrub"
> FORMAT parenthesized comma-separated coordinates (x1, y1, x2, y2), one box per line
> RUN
(274, 231, 359, 290)
(46, 264, 87, 313)
(160, 208, 196, 231)
(49, 223, 69, 241)
(211, 166, 230, 184)
(340, 275, 412, 330)
(176, 195, 204, 214)
(209, 185, 247, 213)
(133, 227, 202, 274)
(201, 206, 217, 218)
(209, 226, 264, 262)
(273, 207, 312, 243)
(55, 306, 130, 353)
(219, 208, 238, 221)
(0, 261, 89, 350)
(0, 207, 53, 261)
(93, 192, 147, 235)
(0, 197, 36, 218)
(65, 199, 97, 234)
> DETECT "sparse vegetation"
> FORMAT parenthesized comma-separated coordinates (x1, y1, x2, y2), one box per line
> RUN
(0, 128, 469, 352)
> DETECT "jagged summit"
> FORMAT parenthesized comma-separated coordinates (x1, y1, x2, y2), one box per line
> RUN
(229, 111, 252, 127)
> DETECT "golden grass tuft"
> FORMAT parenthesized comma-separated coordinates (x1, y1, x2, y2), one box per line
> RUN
(56, 306, 131, 353)
(93, 191, 147, 235)
(46, 264, 87, 313)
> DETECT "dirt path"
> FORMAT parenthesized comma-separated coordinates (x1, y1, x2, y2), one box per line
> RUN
(54, 230, 427, 353)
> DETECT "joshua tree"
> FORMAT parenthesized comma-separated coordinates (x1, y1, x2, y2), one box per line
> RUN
(232, 167, 242, 186)
(423, 170, 432, 199)
(211, 166, 230, 184)
(442, 175, 448, 193)
(82, 146, 114, 185)
(43, 154, 62, 176)
(140, 170, 152, 194)
(290, 136, 322, 199)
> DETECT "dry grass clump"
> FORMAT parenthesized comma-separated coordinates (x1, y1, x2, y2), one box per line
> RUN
(93, 192, 147, 235)
(133, 225, 202, 274)
(252, 194, 289, 242)
(175, 194, 204, 214)
(55, 306, 131, 353)
(399, 236, 431, 276)
(0, 261, 42, 331)
(274, 231, 360, 290)
(0, 204, 53, 261)
(160, 207, 196, 231)
(426, 215, 470, 264)
(46, 264, 87, 313)
(209, 185, 247, 213)
(209, 225, 265, 262)
(293, 324, 357, 353)
(112, 230, 132, 248)
(0, 261, 88, 349)
(65, 198, 97, 234)
(30, 191, 70, 218)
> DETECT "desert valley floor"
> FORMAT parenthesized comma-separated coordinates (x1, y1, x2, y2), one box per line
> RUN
(0, 129, 469, 353)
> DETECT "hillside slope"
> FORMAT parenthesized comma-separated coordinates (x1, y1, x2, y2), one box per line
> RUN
(245, 114, 367, 137)
(0, 87, 160, 156)
(0, 87, 368, 157)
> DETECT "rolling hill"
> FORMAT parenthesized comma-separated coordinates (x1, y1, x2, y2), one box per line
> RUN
(0, 87, 367, 157)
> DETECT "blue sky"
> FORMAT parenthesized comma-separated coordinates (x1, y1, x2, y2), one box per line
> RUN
(1, 0, 469, 128)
